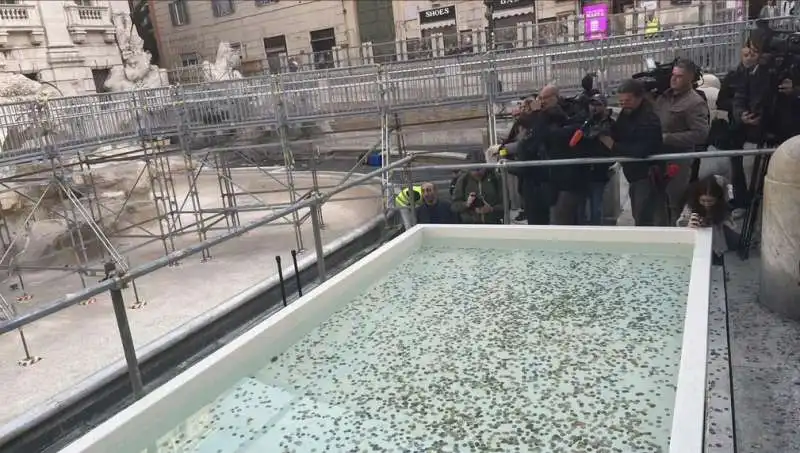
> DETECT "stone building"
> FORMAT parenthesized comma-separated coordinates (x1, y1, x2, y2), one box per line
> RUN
(0, 0, 130, 96)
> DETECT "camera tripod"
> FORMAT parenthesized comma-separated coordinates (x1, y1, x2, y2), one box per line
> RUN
(737, 150, 771, 260)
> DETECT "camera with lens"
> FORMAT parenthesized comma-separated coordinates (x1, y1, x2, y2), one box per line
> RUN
(631, 57, 704, 98)
(743, 20, 800, 140)
(752, 21, 800, 75)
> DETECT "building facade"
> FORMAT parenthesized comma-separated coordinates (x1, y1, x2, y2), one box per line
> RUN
(0, 0, 130, 96)
(152, 0, 373, 74)
(152, 0, 745, 74)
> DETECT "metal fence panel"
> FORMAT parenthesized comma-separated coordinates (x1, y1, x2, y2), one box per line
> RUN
(0, 20, 754, 167)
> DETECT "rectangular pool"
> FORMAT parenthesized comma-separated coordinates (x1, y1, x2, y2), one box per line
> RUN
(61, 225, 712, 453)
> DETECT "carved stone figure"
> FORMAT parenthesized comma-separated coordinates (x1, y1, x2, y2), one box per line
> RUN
(104, 13, 167, 91)
(199, 42, 243, 82)
(0, 73, 62, 158)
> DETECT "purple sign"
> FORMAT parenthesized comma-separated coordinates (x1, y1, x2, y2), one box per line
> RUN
(583, 3, 609, 40)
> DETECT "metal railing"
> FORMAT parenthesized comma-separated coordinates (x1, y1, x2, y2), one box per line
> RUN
(163, 3, 746, 73)
(0, 147, 777, 392)
(1, 20, 749, 165)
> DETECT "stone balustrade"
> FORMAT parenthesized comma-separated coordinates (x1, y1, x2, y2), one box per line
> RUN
(0, 4, 44, 47)
(64, 4, 114, 44)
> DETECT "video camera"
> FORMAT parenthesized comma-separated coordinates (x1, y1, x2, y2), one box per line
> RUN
(631, 58, 676, 96)
(631, 57, 704, 97)
(750, 20, 800, 78)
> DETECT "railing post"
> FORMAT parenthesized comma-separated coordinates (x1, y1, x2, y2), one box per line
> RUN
(500, 160, 510, 224)
(406, 169, 417, 228)
(485, 52, 498, 147)
(309, 196, 327, 283)
(106, 262, 144, 399)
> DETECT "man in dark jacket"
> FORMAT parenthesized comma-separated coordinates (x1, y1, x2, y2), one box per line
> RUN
(416, 182, 456, 224)
(573, 94, 615, 225)
(547, 103, 592, 225)
(516, 85, 576, 225)
(733, 28, 800, 146)
(598, 79, 667, 226)
(716, 46, 759, 208)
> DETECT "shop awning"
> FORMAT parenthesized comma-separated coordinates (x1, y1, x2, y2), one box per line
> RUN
(493, 7, 535, 20)
(420, 20, 457, 30)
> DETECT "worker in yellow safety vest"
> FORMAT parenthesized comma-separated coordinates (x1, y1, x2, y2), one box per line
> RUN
(395, 186, 422, 207)
(645, 15, 660, 39)
(394, 186, 423, 229)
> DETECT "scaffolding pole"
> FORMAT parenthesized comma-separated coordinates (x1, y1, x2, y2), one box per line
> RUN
(274, 76, 304, 253)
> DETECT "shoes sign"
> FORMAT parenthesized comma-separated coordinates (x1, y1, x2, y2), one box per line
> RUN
(419, 5, 456, 24)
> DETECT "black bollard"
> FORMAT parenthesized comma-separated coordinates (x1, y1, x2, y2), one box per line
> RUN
(291, 250, 302, 297)
(276, 256, 287, 307)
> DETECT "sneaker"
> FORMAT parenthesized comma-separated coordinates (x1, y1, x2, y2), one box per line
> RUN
(514, 211, 526, 222)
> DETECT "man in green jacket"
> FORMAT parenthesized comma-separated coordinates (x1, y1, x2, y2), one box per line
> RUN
(451, 151, 504, 224)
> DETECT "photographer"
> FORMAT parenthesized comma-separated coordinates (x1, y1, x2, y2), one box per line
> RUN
(598, 79, 668, 226)
(451, 150, 503, 224)
(497, 96, 536, 222)
(570, 94, 615, 225)
(654, 58, 711, 225)
(733, 27, 800, 147)
(716, 46, 760, 209)
(516, 85, 574, 225)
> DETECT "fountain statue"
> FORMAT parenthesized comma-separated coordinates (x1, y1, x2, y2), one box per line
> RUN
(104, 12, 167, 91)
(0, 14, 161, 269)
(199, 42, 243, 82)
(0, 73, 59, 152)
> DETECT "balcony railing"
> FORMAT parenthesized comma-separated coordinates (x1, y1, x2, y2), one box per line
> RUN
(64, 4, 114, 44)
(0, 4, 44, 47)
(0, 4, 40, 29)
(64, 4, 112, 30)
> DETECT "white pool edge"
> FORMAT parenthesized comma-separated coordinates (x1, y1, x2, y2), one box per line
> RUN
(59, 225, 711, 453)
(669, 227, 713, 453)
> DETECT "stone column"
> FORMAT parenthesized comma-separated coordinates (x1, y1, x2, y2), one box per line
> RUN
(760, 135, 800, 320)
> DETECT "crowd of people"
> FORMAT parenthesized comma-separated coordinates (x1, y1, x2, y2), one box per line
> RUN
(393, 35, 800, 262)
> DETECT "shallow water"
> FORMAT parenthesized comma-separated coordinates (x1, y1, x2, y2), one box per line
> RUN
(155, 242, 692, 453)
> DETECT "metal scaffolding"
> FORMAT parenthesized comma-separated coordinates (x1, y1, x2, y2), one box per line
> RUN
(0, 20, 754, 369)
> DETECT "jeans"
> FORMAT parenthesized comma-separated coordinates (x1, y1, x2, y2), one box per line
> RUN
(629, 178, 669, 226)
(586, 181, 606, 225)
(523, 182, 553, 225)
(551, 191, 586, 225)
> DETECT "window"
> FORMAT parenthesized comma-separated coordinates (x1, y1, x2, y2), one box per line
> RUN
(73, 0, 93, 6)
(169, 0, 190, 26)
(310, 27, 336, 70)
(556, 12, 571, 37)
(92, 69, 110, 93)
(229, 42, 242, 65)
(180, 53, 200, 66)
(264, 34, 287, 74)
(0, 0, 20, 4)
(211, 0, 235, 17)
(255, 0, 278, 5)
